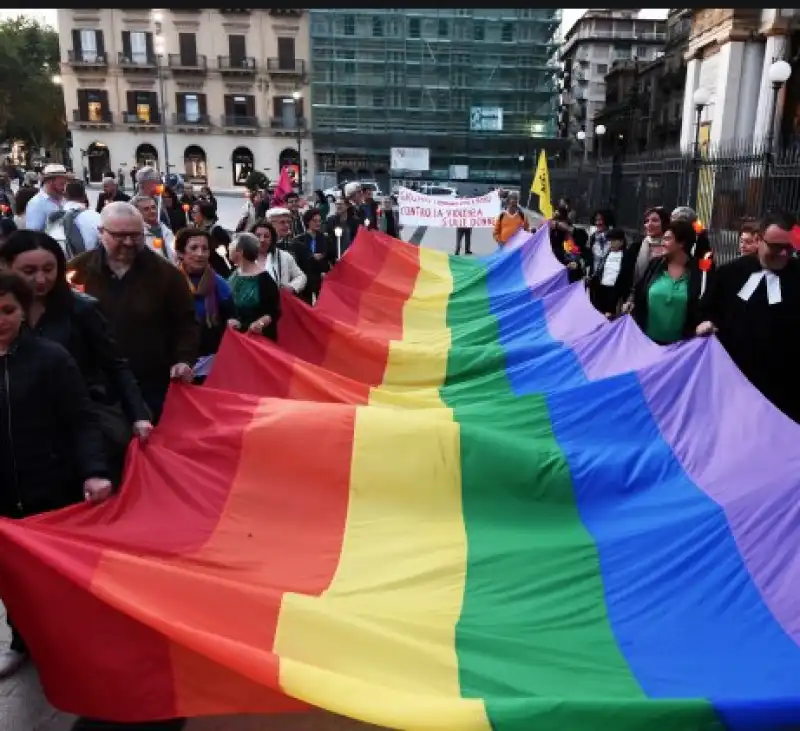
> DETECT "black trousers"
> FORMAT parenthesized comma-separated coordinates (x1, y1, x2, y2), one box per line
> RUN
(455, 228, 472, 254)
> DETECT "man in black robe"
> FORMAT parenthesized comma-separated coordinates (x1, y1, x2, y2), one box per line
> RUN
(697, 211, 800, 423)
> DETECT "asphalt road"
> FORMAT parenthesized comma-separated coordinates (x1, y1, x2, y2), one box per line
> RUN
(0, 195, 538, 731)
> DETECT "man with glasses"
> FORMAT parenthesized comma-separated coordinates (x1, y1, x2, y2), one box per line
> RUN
(68, 201, 198, 421)
(697, 210, 800, 423)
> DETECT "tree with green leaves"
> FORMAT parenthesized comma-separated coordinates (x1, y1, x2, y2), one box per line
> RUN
(245, 170, 269, 191)
(0, 15, 66, 163)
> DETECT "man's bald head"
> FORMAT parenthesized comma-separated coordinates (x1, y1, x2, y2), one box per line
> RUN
(101, 200, 144, 229)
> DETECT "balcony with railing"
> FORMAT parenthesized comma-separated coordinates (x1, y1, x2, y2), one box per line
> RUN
(269, 117, 308, 135)
(168, 54, 207, 74)
(72, 109, 113, 125)
(118, 52, 157, 72)
(173, 113, 212, 128)
(266, 58, 306, 77)
(67, 50, 108, 69)
(221, 114, 258, 130)
(269, 9, 304, 16)
(218, 56, 257, 76)
(122, 111, 161, 126)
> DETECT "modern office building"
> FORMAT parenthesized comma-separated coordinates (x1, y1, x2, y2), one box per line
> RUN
(558, 9, 667, 153)
(57, 8, 312, 190)
(309, 9, 561, 191)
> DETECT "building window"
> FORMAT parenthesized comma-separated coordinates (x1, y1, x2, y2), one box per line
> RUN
(474, 24, 484, 41)
(344, 87, 356, 106)
(409, 18, 420, 38)
(501, 23, 513, 42)
(372, 17, 383, 37)
(79, 29, 98, 61)
(344, 61, 355, 75)
(343, 15, 355, 36)
(595, 63, 608, 75)
(373, 89, 385, 107)
(636, 46, 648, 59)
(130, 31, 148, 64)
(438, 19, 448, 37)
(408, 89, 421, 108)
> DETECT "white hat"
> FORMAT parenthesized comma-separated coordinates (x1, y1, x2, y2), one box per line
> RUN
(344, 182, 362, 198)
(102, 175, 117, 185)
(41, 163, 69, 180)
(266, 207, 291, 219)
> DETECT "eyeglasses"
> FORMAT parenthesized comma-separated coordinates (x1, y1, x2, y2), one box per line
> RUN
(103, 229, 145, 245)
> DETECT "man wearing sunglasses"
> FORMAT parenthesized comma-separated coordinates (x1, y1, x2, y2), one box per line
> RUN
(68, 201, 199, 421)
(697, 211, 800, 423)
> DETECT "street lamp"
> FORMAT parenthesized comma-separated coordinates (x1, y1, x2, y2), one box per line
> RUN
(152, 11, 170, 181)
(595, 124, 606, 161)
(576, 130, 586, 168)
(760, 59, 793, 215)
(687, 87, 710, 208)
(517, 154, 525, 184)
(292, 89, 304, 191)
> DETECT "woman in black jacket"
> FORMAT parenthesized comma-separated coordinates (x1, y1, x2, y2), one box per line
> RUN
(0, 272, 112, 678)
(0, 231, 152, 478)
(290, 207, 331, 305)
(191, 199, 232, 277)
(631, 220, 704, 345)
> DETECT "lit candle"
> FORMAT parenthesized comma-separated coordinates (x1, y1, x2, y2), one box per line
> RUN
(155, 184, 164, 196)
(364, 218, 371, 229)
(182, 203, 190, 213)
(334, 226, 343, 259)
(698, 252, 712, 296)
(153, 237, 163, 250)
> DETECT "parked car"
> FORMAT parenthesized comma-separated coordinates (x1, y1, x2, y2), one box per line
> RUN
(419, 184, 458, 198)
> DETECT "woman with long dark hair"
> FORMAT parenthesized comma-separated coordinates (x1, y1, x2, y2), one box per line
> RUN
(0, 230, 152, 477)
(249, 219, 307, 295)
(191, 199, 232, 277)
(0, 271, 111, 678)
(632, 220, 704, 345)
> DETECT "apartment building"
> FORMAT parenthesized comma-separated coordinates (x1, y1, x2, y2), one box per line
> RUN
(593, 9, 691, 153)
(58, 8, 312, 190)
(558, 9, 666, 152)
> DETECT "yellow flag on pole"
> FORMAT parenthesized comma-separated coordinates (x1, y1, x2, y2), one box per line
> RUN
(530, 150, 553, 220)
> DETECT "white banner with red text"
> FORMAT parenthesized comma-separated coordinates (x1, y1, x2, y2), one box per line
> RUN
(397, 187, 501, 228)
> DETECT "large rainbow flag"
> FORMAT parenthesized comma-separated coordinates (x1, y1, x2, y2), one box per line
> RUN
(0, 227, 798, 730)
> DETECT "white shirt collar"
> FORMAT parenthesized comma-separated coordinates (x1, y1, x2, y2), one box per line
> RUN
(737, 269, 782, 305)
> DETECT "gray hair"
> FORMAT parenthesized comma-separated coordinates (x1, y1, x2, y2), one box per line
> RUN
(671, 206, 697, 223)
(100, 201, 144, 227)
(130, 194, 156, 210)
(102, 176, 117, 185)
(233, 232, 260, 262)
(136, 166, 160, 184)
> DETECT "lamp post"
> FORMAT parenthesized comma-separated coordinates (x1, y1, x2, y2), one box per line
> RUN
(517, 154, 525, 187)
(595, 124, 606, 161)
(152, 11, 170, 180)
(760, 59, 792, 216)
(577, 130, 586, 170)
(291, 90, 304, 191)
(686, 87, 710, 208)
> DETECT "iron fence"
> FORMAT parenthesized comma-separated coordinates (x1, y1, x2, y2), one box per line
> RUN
(541, 139, 800, 265)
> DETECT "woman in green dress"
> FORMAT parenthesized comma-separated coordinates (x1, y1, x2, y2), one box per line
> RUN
(227, 232, 281, 341)
(632, 220, 704, 345)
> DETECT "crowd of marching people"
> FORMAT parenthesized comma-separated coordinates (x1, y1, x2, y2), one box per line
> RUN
(540, 198, 800, 425)
(0, 163, 390, 683)
(0, 159, 798, 688)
